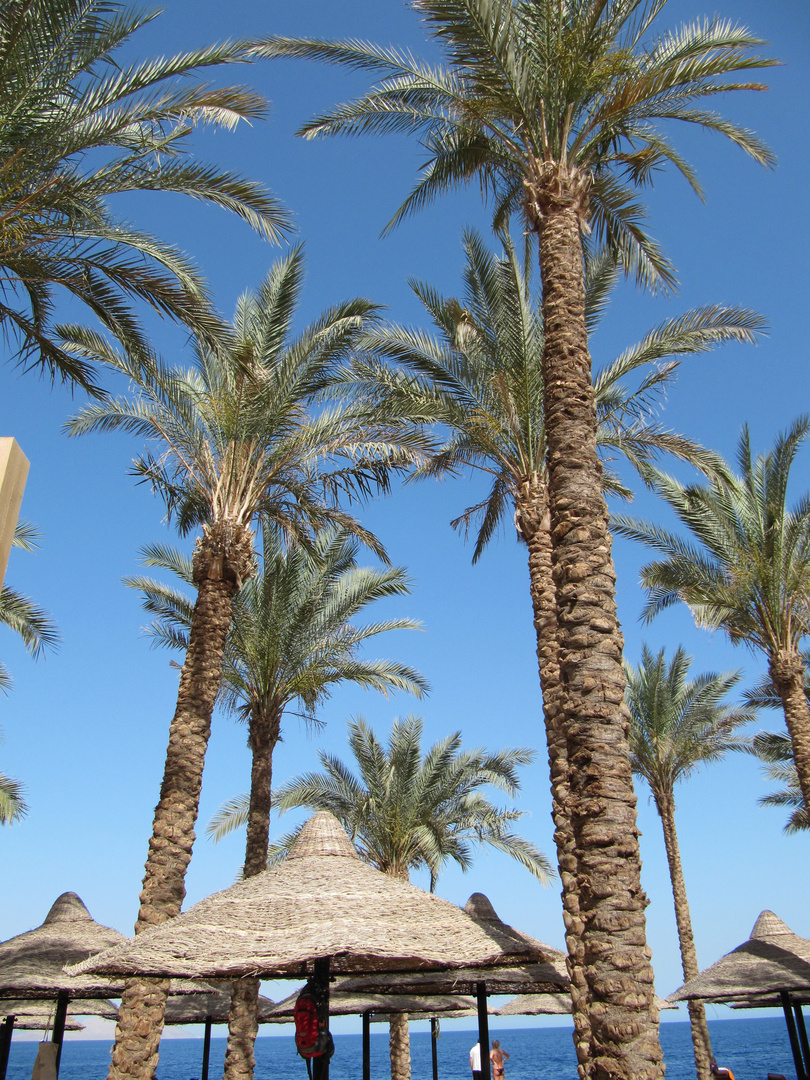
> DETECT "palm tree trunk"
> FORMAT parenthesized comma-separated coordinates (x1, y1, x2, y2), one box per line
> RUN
(516, 477, 591, 1075)
(655, 794, 713, 1080)
(527, 161, 663, 1080)
(109, 521, 254, 1080)
(770, 649, 810, 813)
(389, 1012, 411, 1080)
(223, 708, 282, 1080)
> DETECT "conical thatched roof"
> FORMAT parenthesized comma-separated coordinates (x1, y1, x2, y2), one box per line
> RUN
(495, 992, 675, 1016)
(266, 982, 479, 1020)
(69, 814, 549, 981)
(669, 911, 810, 1003)
(337, 893, 569, 997)
(0, 892, 129, 999)
(163, 991, 276, 1025)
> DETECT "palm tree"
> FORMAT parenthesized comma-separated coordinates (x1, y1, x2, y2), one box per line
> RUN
(0, 521, 59, 823)
(347, 226, 759, 1066)
(65, 247, 421, 1080)
(258, 9, 775, 1073)
(0, 0, 290, 391)
(131, 524, 428, 1080)
(612, 419, 810, 820)
(271, 713, 552, 1080)
(747, 731, 808, 833)
(625, 645, 755, 1080)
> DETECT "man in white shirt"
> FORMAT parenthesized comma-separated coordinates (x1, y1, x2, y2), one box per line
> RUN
(470, 1041, 482, 1080)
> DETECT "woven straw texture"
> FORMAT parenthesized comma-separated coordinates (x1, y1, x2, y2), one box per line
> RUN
(0, 997, 117, 1020)
(266, 982, 478, 1020)
(669, 910, 810, 1003)
(69, 814, 550, 981)
(163, 991, 276, 1025)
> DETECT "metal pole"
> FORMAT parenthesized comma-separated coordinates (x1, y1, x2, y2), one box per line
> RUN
(201, 1017, 212, 1080)
(431, 1016, 439, 1080)
(52, 991, 69, 1076)
(794, 1001, 810, 1079)
(313, 958, 331, 1080)
(476, 983, 491, 1080)
(362, 1012, 371, 1080)
(781, 991, 807, 1080)
(0, 1015, 15, 1080)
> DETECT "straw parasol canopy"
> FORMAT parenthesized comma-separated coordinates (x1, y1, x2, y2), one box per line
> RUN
(337, 893, 569, 997)
(0, 998, 117, 1020)
(0, 892, 129, 999)
(8, 1017, 84, 1031)
(163, 991, 276, 1025)
(669, 911, 810, 1003)
(266, 983, 480, 1021)
(68, 813, 551, 982)
(495, 993, 675, 1016)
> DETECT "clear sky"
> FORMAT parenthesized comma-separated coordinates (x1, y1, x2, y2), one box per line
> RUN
(1, 0, 809, 1045)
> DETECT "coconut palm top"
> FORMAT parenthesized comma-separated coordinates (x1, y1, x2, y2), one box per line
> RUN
(669, 911, 810, 1003)
(68, 813, 555, 981)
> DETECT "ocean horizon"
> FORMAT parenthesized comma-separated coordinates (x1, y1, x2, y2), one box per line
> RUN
(4, 1016, 798, 1079)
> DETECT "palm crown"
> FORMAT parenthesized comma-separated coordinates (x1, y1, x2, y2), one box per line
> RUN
(269, 714, 552, 889)
(0, 0, 291, 389)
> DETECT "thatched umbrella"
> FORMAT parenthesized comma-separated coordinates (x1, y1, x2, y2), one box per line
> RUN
(495, 993, 675, 1016)
(70, 813, 554, 1080)
(0, 1003, 93, 1077)
(669, 910, 810, 1080)
(163, 990, 276, 1080)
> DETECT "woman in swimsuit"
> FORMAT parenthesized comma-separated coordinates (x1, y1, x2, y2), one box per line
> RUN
(490, 1040, 509, 1078)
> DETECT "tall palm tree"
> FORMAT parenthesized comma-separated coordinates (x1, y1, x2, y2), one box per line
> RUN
(131, 525, 428, 1080)
(0, 0, 290, 391)
(625, 645, 755, 1080)
(0, 521, 59, 823)
(271, 713, 552, 1080)
(347, 226, 759, 1068)
(612, 419, 810, 819)
(747, 731, 809, 834)
(258, 9, 775, 1073)
(65, 247, 422, 1080)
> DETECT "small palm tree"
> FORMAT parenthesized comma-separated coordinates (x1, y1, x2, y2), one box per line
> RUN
(66, 248, 420, 1080)
(0, 0, 290, 390)
(271, 714, 551, 1080)
(625, 645, 755, 1080)
(747, 731, 808, 833)
(259, 10, 775, 1069)
(613, 419, 810, 819)
(348, 226, 758, 1058)
(0, 521, 59, 824)
(132, 525, 428, 1080)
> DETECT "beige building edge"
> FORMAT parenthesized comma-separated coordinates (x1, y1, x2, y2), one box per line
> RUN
(0, 438, 30, 587)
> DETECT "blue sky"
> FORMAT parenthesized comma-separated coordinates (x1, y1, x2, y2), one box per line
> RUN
(1, 0, 809, 1044)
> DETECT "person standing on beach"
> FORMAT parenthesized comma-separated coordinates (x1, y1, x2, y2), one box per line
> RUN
(470, 1041, 482, 1080)
(490, 1040, 509, 1079)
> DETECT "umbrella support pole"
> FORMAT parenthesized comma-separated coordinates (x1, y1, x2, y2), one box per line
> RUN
(313, 958, 331, 1080)
(52, 990, 69, 1076)
(362, 1012, 370, 1080)
(431, 1016, 439, 1080)
(0, 1015, 15, 1080)
(781, 991, 807, 1080)
(201, 1016, 212, 1080)
(476, 983, 491, 1080)
(793, 1001, 810, 1080)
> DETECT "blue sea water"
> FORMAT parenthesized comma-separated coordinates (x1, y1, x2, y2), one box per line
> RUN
(4, 1018, 799, 1080)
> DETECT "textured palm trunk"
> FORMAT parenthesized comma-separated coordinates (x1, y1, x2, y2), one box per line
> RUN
(108, 521, 254, 1080)
(769, 648, 810, 813)
(223, 707, 282, 1080)
(389, 1012, 411, 1080)
(515, 477, 591, 1075)
(526, 161, 663, 1080)
(655, 793, 712, 1080)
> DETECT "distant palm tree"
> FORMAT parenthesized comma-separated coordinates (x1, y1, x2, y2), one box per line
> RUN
(133, 525, 427, 1080)
(348, 226, 759, 1054)
(258, 9, 775, 1066)
(271, 713, 551, 1080)
(0, 521, 59, 824)
(66, 248, 420, 1080)
(613, 419, 810, 819)
(625, 645, 755, 1080)
(1, 0, 290, 390)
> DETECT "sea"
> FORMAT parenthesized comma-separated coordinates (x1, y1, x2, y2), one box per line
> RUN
(3, 1018, 798, 1080)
